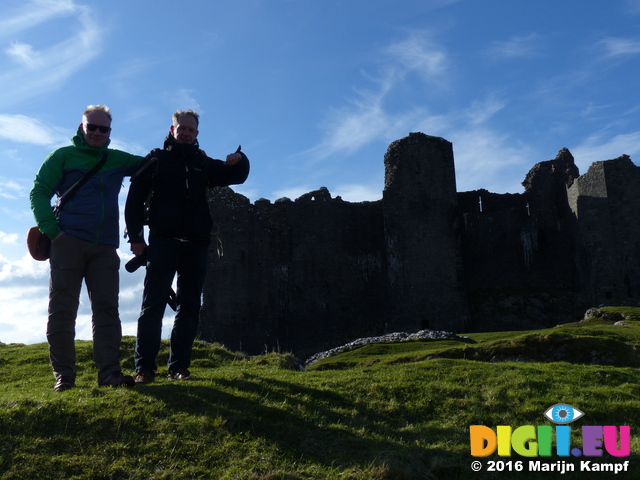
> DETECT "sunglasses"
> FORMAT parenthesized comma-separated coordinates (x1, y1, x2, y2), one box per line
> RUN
(86, 124, 111, 134)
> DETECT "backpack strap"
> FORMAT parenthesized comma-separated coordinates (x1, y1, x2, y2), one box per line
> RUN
(54, 150, 108, 214)
(130, 149, 161, 183)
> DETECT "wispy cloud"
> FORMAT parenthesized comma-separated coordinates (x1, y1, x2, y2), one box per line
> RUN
(447, 127, 535, 194)
(5, 41, 39, 67)
(464, 95, 506, 125)
(313, 98, 423, 158)
(486, 34, 541, 59)
(305, 26, 561, 197)
(383, 32, 449, 84)
(0, 1, 103, 107)
(308, 31, 449, 161)
(0, 178, 25, 200)
(305, 29, 535, 197)
(600, 37, 640, 57)
(169, 89, 203, 114)
(571, 131, 640, 172)
(626, 0, 640, 14)
(0, 115, 65, 146)
(0, 0, 76, 38)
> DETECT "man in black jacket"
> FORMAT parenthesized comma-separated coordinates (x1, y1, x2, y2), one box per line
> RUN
(125, 109, 249, 384)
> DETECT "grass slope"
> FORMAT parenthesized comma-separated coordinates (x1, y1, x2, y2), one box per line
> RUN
(1, 308, 639, 479)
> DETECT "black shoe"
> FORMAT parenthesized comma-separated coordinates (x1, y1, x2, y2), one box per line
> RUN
(54, 376, 75, 392)
(134, 370, 155, 385)
(99, 371, 135, 388)
(167, 368, 191, 380)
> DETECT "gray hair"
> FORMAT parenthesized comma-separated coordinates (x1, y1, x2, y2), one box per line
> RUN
(83, 105, 112, 121)
(173, 109, 199, 127)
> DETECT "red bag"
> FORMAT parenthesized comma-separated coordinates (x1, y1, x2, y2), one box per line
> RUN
(26, 226, 51, 261)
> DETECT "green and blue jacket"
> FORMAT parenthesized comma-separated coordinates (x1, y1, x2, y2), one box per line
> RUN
(30, 128, 143, 247)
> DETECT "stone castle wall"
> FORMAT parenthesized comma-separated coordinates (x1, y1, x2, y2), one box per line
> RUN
(199, 132, 639, 359)
(568, 155, 640, 302)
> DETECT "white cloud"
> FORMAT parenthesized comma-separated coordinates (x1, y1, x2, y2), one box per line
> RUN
(0, 3, 103, 107)
(108, 138, 150, 157)
(0, 252, 49, 282)
(272, 186, 312, 201)
(448, 127, 535, 194)
(0, 232, 19, 245)
(5, 41, 39, 68)
(307, 29, 532, 197)
(0, 178, 26, 199)
(231, 185, 259, 202)
(487, 34, 541, 59)
(2, 206, 34, 226)
(315, 101, 393, 156)
(0, 0, 76, 38)
(384, 32, 449, 84)
(600, 37, 640, 57)
(170, 89, 202, 114)
(465, 95, 506, 125)
(333, 183, 382, 202)
(310, 90, 429, 162)
(0, 249, 173, 345)
(0, 254, 50, 343)
(0, 114, 64, 146)
(306, 30, 454, 162)
(271, 183, 382, 203)
(571, 131, 640, 172)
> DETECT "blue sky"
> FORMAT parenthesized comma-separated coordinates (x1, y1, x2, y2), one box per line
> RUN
(2, 0, 640, 345)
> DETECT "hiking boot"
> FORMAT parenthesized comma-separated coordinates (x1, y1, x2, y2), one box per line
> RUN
(167, 368, 191, 380)
(134, 370, 155, 385)
(54, 376, 75, 392)
(99, 371, 135, 388)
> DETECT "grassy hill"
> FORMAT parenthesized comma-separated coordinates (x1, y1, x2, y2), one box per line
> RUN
(1, 307, 639, 479)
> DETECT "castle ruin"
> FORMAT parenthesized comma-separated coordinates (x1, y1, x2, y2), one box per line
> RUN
(200, 132, 640, 359)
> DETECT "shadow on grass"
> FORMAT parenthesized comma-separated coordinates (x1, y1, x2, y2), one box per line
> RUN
(133, 373, 453, 477)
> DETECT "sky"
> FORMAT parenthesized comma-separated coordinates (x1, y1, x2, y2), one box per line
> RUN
(1, 0, 640, 345)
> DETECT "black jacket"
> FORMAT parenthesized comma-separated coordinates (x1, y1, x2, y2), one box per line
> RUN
(125, 135, 250, 244)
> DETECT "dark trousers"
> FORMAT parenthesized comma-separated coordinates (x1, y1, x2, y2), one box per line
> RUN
(48, 234, 122, 383)
(134, 235, 208, 373)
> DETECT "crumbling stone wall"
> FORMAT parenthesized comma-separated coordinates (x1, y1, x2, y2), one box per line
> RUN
(458, 148, 583, 331)
(201, 187, 389, 358)
(200, 132, 639, 358)
(568, 155, 640, 302)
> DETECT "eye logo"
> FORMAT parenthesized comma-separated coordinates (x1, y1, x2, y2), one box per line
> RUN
(544, 404, 584, 424)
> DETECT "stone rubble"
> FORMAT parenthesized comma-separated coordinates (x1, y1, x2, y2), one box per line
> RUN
(303, 329, 475, 367)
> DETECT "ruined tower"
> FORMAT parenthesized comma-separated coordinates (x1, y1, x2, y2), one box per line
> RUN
(568, 155, 640, 303)
(382, 132, 469, 332)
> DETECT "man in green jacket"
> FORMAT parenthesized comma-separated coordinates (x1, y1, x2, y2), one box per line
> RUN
(30, 105, 143, 391)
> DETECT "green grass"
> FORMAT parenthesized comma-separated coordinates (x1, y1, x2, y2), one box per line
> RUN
(1, 307, 639, 479)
